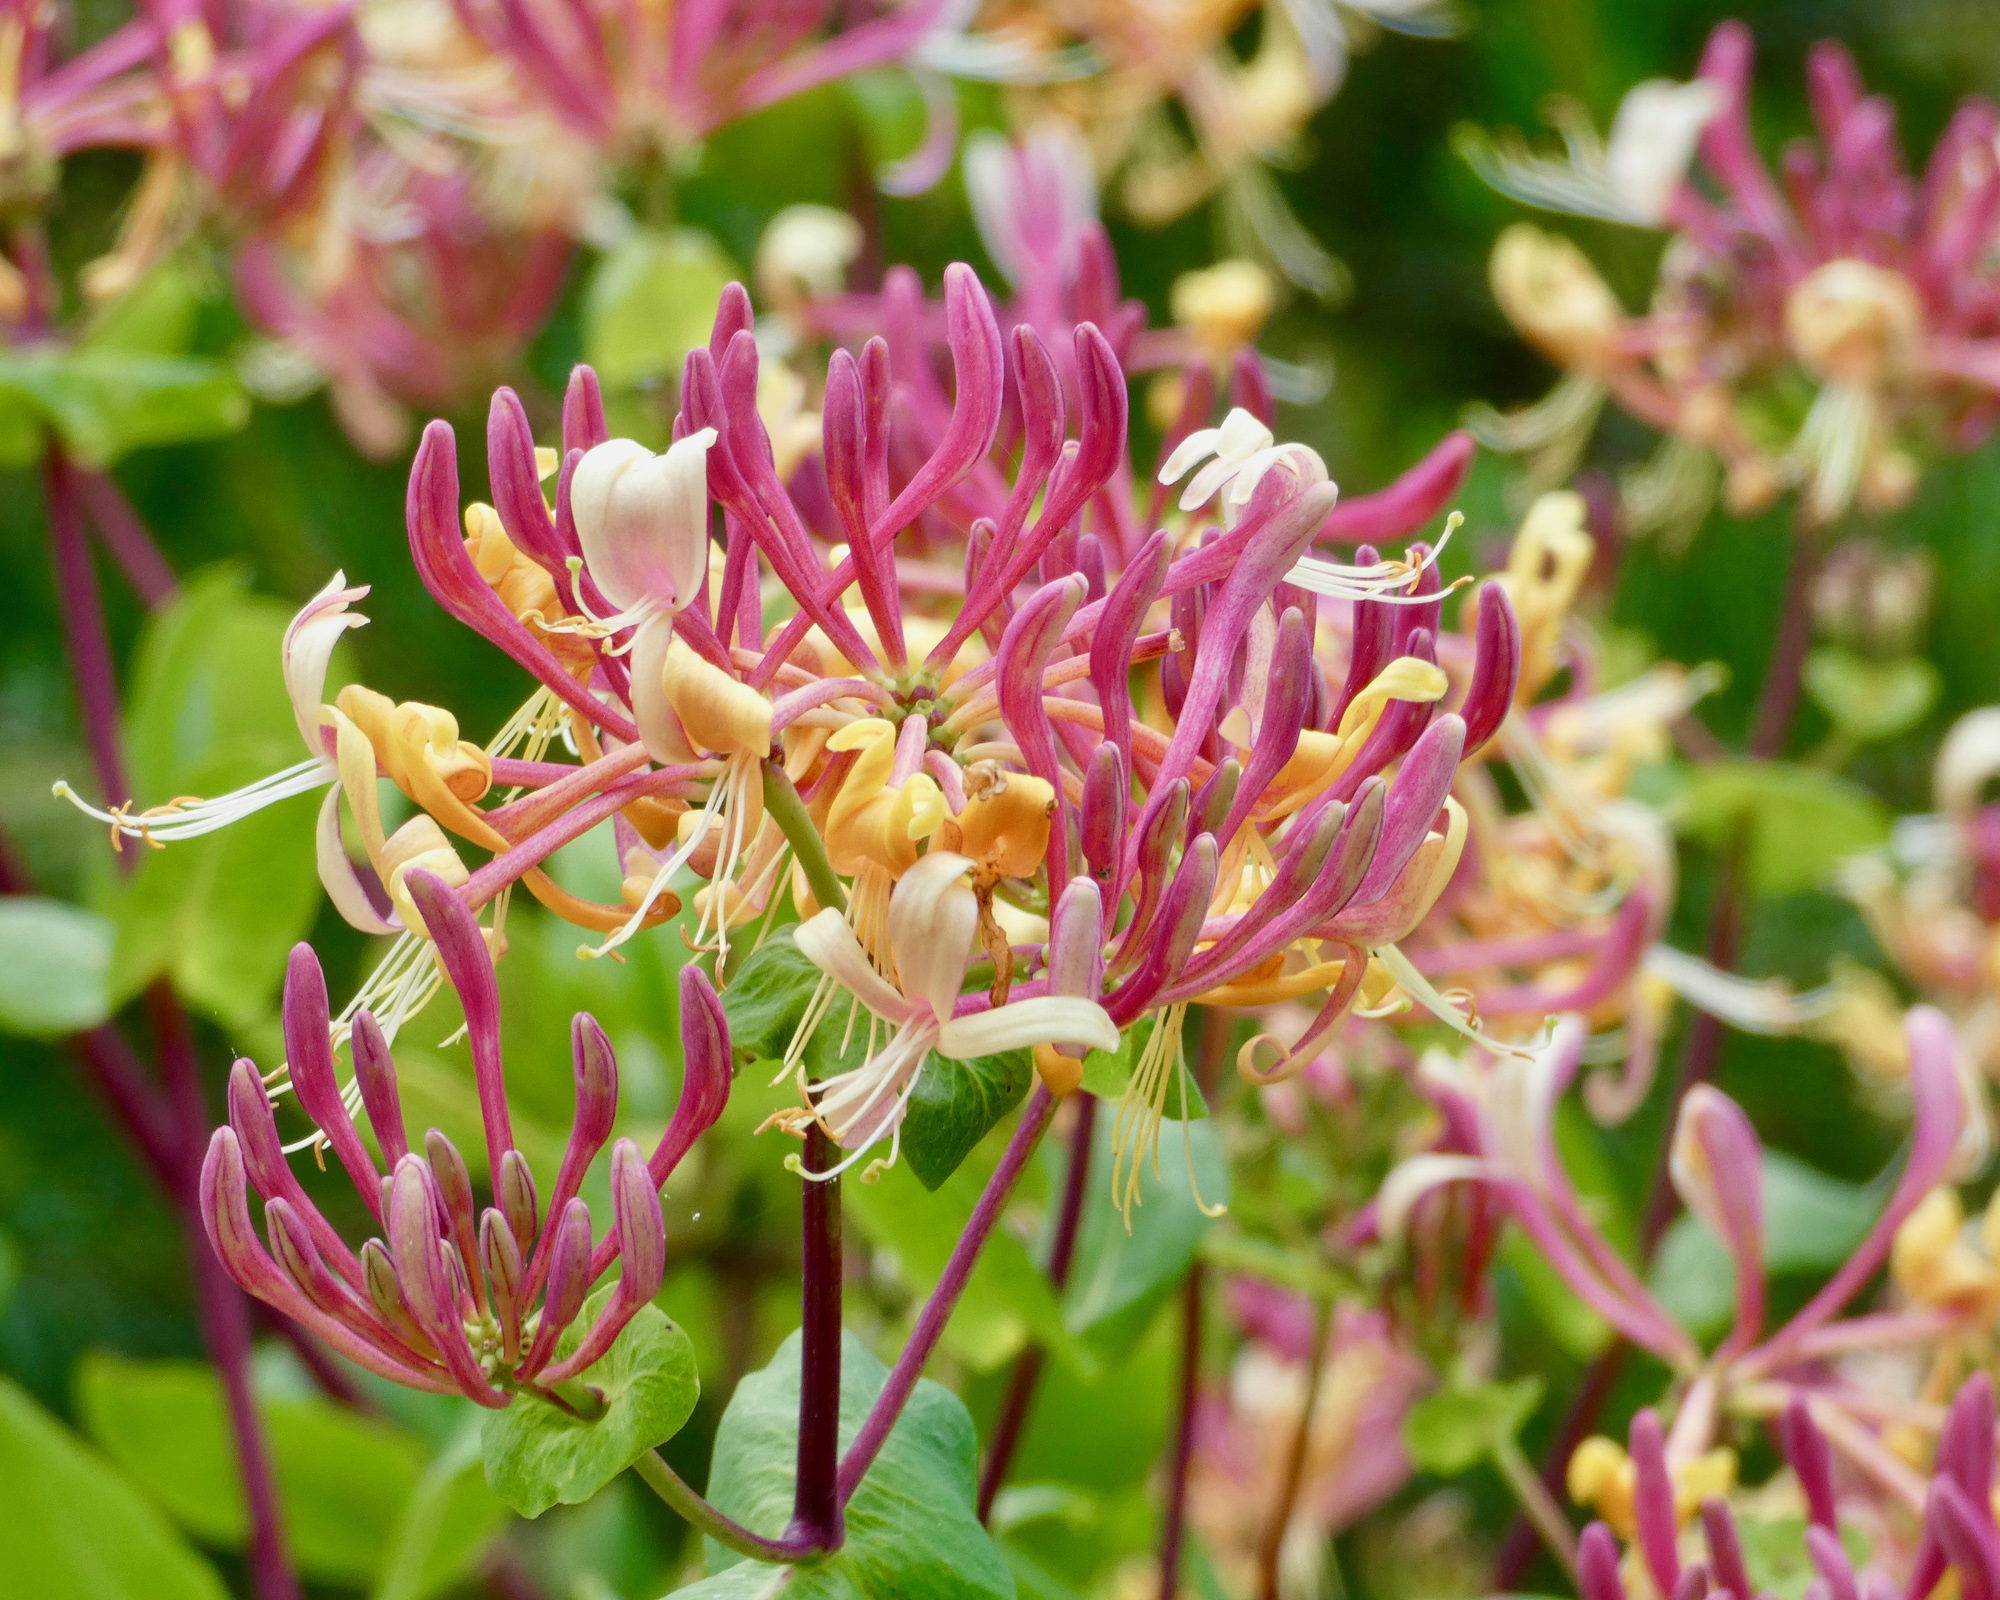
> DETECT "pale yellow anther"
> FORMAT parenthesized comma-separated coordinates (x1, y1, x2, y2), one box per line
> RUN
(1892, 1188, 1997, 1311)
(1261, 657, 1450, 820)
(1170, 260, 1276, 366)
(1492, 491, 1597, 700)
(1785, 259, 1924, 389)
(1491, 224, 1627, 374)
(957, 768, 1056, 882)
(380, 814, 470, 937)
(661, 637, 773, 757)
(1567, 1437, 1636, 1537)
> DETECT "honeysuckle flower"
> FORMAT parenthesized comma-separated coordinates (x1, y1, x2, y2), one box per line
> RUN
(1469, 22, 2000, 532)
(199, 881, 732, 1403)
(1383, 1006, 1982, 1524)
(774, 850, 1119, 1181)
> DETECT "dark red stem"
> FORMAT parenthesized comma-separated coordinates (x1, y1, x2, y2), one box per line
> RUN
(789, 1124, 844, 1551)
(1157, 1264, 1204, 1600)
(45, 447, 131, 810)
(977, 1092, 1097, 1521)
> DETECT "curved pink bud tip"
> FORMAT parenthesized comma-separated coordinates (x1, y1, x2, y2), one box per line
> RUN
(611, 1139, 665, 1303)
(1072, 323, 1130, 490)
(487, 387, 562, 577)
(563, 365, 608, 455)
(1049, 876, 1104, 998)
(570, 1012, 620, 1154)
(351, 1009, 407, 1165)
(1673, 1085, 1764, 1353)
(227, 1057, 362, 1285)
(1319, 432, 1476, 546)
(403, 870, 514, 1175)
(875, 263, 1003, 538)
(1136, 779, 1190, 885)
(283, 944, 380, 1214)
(1700, 1498, 1752, 1600)
(201, 1127, 288, 1303)
(1785, 1395, 1838, 1532)
(823, 349, 867, 532)
(424, 1129, 479, 1273)
(1668, 1566, 1712, 1600)
(1221, 607, 1312, 842)
(1013, 326, 1067, 488)
(1940, 1373, 1996, 1501)
(541, 1197, 595, 1336)
(1578, 1523, 1627, 1600)
(1460, 584, 1522, 753)
(480, 1207, 524, 1316)
(1807, 1528, 1859, 1600)
(1080, 744, 1128, 886)
(1089, 530, 1171, 764)
(1352, 714, 1465, 905)
(1933, 1479, 2000, 1600)
(1629, 1409, 1680, 1593)
(387, 1157, 452, 1332)
(1806, 40, 1864, 140)
(497, 1150, 539, 1256)
(645, 966, 735, 1187)
(264, 1198, 333, 1308)
(710, 282, 754, 361)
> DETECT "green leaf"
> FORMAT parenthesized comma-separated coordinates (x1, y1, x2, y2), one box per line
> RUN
(843, 1157, 1075, 1372)
(1402, 1378, 1543, 1476)
(901, 1046, 1034, 1191)
(0, 1376, 229, 1600)
(481, 1288, 701, 1517)
(1734, 1515, 1870, 1600)
(583, 228, 738, 391)
(723, 932, 1041, 1189)
(99, 568, 324, 1027)
(371, 1422, 511, 1600)
(1077, 1019, 1206, 1118)
(81, 256, 210, 358)
(0, 896, 113, 1036)
(1651, 1152, 1880, 1338)
(1062, 1113, 1229, 1364)
(1803, 647, 1939, 743)
(1498, 1230, 1610, 1361)
(75, 1352, 426, 1582)
(686, 1328, 1015, 1599)
(1676, 760, 1890, 896)
(0, 350, 247, 468)
(721, 930, 820, 1065)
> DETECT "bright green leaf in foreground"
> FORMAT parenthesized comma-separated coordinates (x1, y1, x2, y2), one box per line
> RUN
(0, 896, 113, 1036)
(76, 1352, 425, 1583)
(1403, 1377, 1543, 1476)
(584, 228, 738, 391)
(0, 1376, 229, 1600)
(684, 1328, 1014, 1599)
(482, 1288, 701, 1517)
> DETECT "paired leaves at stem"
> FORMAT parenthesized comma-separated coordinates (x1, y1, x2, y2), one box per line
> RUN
(722, 933, 1035, 1190)
(483, 1287, 701, 1517)
(679, 1329, 1013, 1598)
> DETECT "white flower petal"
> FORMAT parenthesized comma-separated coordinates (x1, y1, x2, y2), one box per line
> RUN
(794, 909, 917, 1023)
(1377, 1154, 1493, 1240)
(1605, 79, 1723, 225)
(887, 851, 979, 1022)
(282, 572, 369, 758)
(937, 995, 1120, 1060)
(572, 429, 716, 614)
(1159, 426, 1225, 486)
(316, 786, 398, 935)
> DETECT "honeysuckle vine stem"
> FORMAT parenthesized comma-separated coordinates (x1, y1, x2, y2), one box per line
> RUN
(633, 1450, 828, 1566)
(1256, 1294, 1331, 1600)
(763, 758, 848, 914)
(791, 1125, 845, 1552)
(837, 1083, 1058, 1503)
(45, 446, 131, 816)
(976, 1092, 1098, 1522)
(1158, 1264, 1204, 1600)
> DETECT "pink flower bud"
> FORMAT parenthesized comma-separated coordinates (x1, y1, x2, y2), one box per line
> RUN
(403, 870, 513, 1175)
(283, 944, 380, 1213)
(350, 1009, 408, 1166)
(1784, 1395, 1838, 1533)
(496, 1149, 539, 1257)
(1459, 583, 1522, 753)
(562, 365, 607, 455)
(1629, 1408, 1679, 1593)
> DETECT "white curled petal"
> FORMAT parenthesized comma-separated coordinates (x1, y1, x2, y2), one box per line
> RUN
(1606, 79, 1723, 225)
(1179, 453, 1244, 512)
(572, 429, 717, 613)
(794, 908, 917, 1023)
(1158, 426, 1225, 486)
(1936, 707, 2000, 816)
(283, 571, 369, 757)
(316, 787, 399, 934)
(1376, 1154, 1494, 1240)
(937, 995, 1120, 1060)
(886, 851, 978, 1022)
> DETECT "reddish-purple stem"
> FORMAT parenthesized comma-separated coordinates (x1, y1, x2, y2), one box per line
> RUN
(45, 448, 131, 810)
(790, 1125, 844, 1550)
(837, 1085, 1058, 1503)
(77, 470, 177, 610)
(977, 1092, 1097, 1520)
(1157, 1264, 1204, 1600)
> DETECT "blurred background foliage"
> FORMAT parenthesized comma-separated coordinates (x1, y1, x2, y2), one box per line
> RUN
(5, 0, 1999, 1596)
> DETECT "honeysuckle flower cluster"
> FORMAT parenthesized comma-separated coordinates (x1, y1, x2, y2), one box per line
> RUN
(1382, 1007, 1991, 1567)
(1465, 20, 2000, 533)
(201, 882, 730, 1402)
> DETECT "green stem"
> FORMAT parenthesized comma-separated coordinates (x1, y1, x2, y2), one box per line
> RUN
(763, 759, 846, 913)
(1494, 1436, 1578, 1579)
(633, 1450, 826, 1566)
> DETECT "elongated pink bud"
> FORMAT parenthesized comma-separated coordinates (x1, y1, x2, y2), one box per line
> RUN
(1347, 714, 1464, 906)
(404, 870, 513, 1175)
(872, 263, 1004, 540)
(524, 1197, 596, 1377)
(1630, 1409, 1680, 1594)
(1941, 1373, 1996, 1501)
(227, 1058, 361, 1286)
(562, 365, 607, 455)
(1089, 530, 1170, 770)
(1080, 743, 1128, 890)
(998, 576, 1086, 886)
(351, 1010, 407, 1166)
(388, 1155, 507, 1405)
(1933, 1479, 2000, 1600)
(1111, 834, 1217, 1022)
(612, 1138, 665, 1304)
(480, 1208, 524, 1360)
(496, 1149, 539, 1256)
(362, 1238, 430, 1352)
(1219, 606, 1312, 841)
(1785, 1396, 1838, 1531)
(284, 944, 380, 1214)
(1460, 583, 1522, 753)
(1319, 432, 1476, 546)
(1674, 1086, 1765, 1357)
(424, 1129, 486, 1314)
(1806, 1525, 1857, 1600)
(487, 388, 564, 581)
(1578, 1523, 1627, 1600)
(1700, 1499, 1752, 1600)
